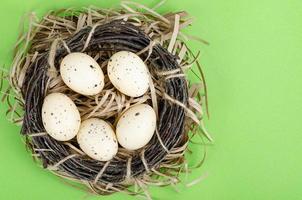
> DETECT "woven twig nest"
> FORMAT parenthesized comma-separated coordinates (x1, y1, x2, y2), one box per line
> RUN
(1, 1, 211, 198)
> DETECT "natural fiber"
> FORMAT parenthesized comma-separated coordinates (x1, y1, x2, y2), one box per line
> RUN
(1, 1, 210, 198)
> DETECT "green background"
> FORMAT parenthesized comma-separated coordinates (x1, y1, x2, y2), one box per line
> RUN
(0, 0, 301, 199)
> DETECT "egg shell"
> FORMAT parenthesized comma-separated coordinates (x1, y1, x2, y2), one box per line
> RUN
(107, 51, 150, 97)
(42, 93, 81, 141)
(60, 52, 105, 96)
(116, 104, 156, 150)
(77, 118, 118, 161)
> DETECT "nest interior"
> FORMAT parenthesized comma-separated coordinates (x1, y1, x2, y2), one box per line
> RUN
(3, 2, 210, 197)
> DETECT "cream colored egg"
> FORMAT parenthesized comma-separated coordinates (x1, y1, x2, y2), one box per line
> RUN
(42, 93, 81, 141)
(107, 51, 149, 97)
(60, 52, 104, 96)
(77, 118, 118, 161)
(116, 104, 156, 150)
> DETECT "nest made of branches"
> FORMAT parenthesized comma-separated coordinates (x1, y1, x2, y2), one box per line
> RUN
(1, 1, 211, 198)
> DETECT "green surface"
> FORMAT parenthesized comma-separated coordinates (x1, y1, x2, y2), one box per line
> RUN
(0, 0, 301, 199)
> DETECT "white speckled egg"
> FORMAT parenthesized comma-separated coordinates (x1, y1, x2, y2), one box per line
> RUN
(107, 51, 150, 97)
(77, 118, 118, 161)
(60, 52, 104, 96)
(42, 93, 81, 141)
(116, 104, 156, 150)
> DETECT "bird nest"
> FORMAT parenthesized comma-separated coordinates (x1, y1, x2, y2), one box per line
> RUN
(1, 1, 211, 198)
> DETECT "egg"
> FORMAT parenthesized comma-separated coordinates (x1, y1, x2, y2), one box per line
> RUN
(42, 93, 81, 141)
(116, 104, 156, 150)
(107, 51, 150, 97)
(60, 52, 105, 96)
(77, 118, 118, 161)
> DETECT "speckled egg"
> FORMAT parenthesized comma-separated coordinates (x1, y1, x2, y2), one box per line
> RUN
(77, 118, 118, 161)
(42, 93, 81, 141)
(107, 51, 150, 97)
(116, 104, 156, 150)
(60, 52, 104, 96)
